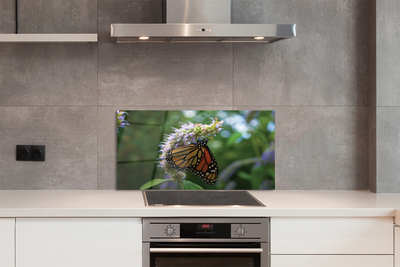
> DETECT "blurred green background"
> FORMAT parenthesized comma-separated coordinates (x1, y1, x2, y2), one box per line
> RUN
(117, 110, 275, 190)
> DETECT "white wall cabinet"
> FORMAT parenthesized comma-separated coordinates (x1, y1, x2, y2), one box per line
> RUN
(270, 217, 394, 267)
(0, 218, 15, 267)
(16, 218, 142, 267)
(396, 226, 400, 267)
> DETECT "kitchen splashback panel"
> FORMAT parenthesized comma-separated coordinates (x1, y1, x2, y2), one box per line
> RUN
(117, 110, 275, 191)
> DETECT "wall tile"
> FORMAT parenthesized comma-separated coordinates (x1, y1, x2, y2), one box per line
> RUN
(0, 0, 379, 191)
(98, 43, 233, 107)
(0, 107, 97, 190)
(368, 106, 376, 192)
(98, 106, 233, 189)
(0, 0, 15, 33)
(271, 106, 367, 190)
(373, 0, 400, 193)
(98, 0, 163, 43)
(17, 0, 97, 33)
(376, 0, 400, 106)
(376, 107, 400, 193)
(233, 0, 373, 106)
(97, 107, 118, 190)
(0, 43, 97, 106)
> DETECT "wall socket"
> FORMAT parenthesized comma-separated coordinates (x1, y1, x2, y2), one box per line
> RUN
(16, 145, 45, 161)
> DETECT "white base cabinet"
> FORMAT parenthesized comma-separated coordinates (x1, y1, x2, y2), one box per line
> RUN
(16, 218, 142, 267)
(0, 218, 15, 267)
(271, 255, 393, 267)
(396, 226, 400, 267)
(271, 217, 393, 254)
(270, 217, 394, 267)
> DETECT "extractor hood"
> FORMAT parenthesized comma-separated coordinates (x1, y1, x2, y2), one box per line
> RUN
(110, 0, 296, 44)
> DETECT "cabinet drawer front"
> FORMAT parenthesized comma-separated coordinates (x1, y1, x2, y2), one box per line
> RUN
(271, 255, 393, 267)
(16, 218, 142, 267)
(0, 218, 15, 267)
(271, 217, 393, 254)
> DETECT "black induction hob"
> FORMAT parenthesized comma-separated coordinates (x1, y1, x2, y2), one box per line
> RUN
(143, 190, 264, 206)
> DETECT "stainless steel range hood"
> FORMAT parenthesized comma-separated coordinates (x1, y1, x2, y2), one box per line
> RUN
(110, 0, 296, 44)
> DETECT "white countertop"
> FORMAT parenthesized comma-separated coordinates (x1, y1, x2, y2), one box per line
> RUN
(0, 190, 399, 224)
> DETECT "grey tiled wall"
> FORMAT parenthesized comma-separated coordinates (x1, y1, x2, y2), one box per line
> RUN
(0, 0, 378, 190)
(0, 0, 15, 33)
(373, 0, 400, 193)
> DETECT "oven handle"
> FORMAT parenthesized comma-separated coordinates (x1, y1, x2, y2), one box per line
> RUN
(149, 248, 263, 253)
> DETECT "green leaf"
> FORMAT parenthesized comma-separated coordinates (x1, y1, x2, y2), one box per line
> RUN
(139, 179, 173, 190)
(252, 130, 269, 143)
(238, 167, 270, 189)
(249, 167, 267, 189)
(182, 180, 204, 190)
(237, 171, 252, 181)
(226, 132, 242, 147)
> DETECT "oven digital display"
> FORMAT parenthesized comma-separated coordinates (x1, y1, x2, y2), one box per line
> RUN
(180, 223, 230, 238)
(198, 224, 214, 231)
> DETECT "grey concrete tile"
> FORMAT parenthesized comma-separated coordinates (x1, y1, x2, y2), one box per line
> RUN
(376, 107, 400, 193)
(368, 106, 377, 192)
(97, 107, 118, 190)
(0, 0, 16, 33)
(17, 0, 97, 33)
(0, 107, 97, 190)
(274, 106, 368, 190)
(98, 0, 163, 43)
(97, 106, 233, 189)
(376, 0, 400, 106)
(233, 0, 373, 106)
(98, 43, 233, 107)
(0, 43, 97, 106)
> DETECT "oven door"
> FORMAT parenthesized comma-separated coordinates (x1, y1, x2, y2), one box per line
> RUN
(143, 242, 269, 267)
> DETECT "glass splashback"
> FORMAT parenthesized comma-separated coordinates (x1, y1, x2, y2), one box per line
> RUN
(117, 110, 275, 190)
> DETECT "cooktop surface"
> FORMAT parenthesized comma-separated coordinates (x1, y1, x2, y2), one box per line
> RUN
(143, 191, 264, 206)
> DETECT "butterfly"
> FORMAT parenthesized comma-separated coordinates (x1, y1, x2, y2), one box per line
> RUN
(166, 138, 218, 185)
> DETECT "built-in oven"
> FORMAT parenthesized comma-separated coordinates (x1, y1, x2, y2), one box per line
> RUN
(142, 217, 269, 267)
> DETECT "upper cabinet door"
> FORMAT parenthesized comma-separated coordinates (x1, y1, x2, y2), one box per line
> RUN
(271, 217, 393, 255)
(0, 218, 15, 267)
(16, 218, 142, 267)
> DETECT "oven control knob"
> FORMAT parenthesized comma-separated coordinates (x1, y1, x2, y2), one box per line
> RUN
(166, 227, 175, 236)
(237, 227, 245, 236)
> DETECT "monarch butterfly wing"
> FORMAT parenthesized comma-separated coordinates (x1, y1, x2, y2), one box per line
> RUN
(188, 145, 218, 185)
(166, 144, 204, 171)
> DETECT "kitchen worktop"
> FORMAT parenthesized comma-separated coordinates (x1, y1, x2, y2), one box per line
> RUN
(0, 190, 399, 223)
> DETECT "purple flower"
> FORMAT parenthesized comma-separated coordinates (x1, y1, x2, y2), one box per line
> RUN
(261, 143, 275, 164)
(224, 181, 237, 190)
(260, 180, 273, 190)
(159, 173, 179, 189)
(158, 117, 224, 176)
(117, 110, 129, 133)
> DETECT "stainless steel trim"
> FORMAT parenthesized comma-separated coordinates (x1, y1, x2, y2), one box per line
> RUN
(150, 248, 263, 253)
(142, 191, 149, 207)
(166, 0, 231, 24)
(110, 23, 296, 43)
(143, 217, 269, 242)
(142, 243, 150, 267)
(143, 217, 270, 267)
